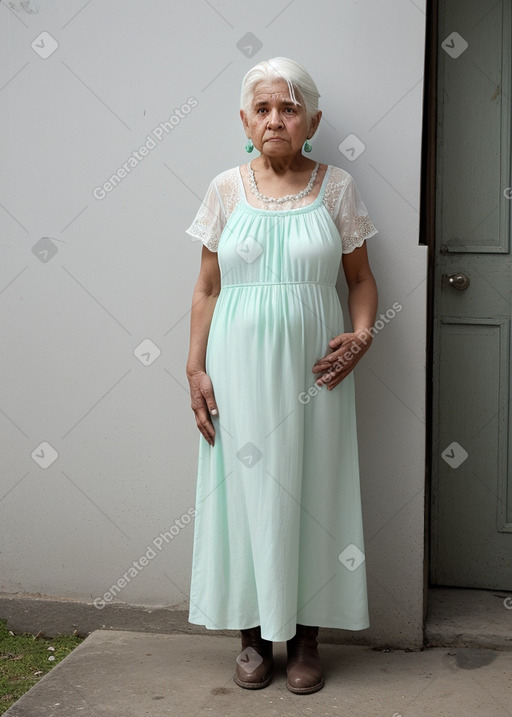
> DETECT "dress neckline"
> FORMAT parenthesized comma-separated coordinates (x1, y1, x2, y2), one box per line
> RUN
(236, 163, 333, 215)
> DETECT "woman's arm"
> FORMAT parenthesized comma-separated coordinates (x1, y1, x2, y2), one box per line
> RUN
(342, 241, 378, 339)
(312, 242, 378, 389)
(186, 246, 221, 445)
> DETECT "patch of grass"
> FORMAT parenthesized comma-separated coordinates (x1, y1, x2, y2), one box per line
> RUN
(0, 618, 84, 715)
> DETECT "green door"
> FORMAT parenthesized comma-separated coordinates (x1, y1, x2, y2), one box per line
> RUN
(431, 0, 512, 588)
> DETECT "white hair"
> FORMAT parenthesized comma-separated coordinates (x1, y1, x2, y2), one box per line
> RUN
(240, 57, 321, 127)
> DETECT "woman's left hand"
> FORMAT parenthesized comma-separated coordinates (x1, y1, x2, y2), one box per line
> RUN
(312, 332, 371, 390)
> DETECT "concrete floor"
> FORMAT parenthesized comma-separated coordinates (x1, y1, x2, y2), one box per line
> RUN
(4, 630, 512, 716)
(426, 587, 512, 649)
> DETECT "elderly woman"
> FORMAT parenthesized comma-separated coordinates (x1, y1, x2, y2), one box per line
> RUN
(185, 57, 379, 694)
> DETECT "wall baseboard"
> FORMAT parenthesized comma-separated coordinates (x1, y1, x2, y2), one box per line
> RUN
(0, 593, 414, 648)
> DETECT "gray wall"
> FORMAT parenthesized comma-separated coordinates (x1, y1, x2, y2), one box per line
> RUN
(0, 0, 427, 647)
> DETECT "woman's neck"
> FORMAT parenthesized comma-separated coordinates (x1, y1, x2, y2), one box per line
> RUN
(250, 153, 315, 176)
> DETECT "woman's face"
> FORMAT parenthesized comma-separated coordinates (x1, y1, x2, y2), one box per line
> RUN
(240, 78, 320, 158)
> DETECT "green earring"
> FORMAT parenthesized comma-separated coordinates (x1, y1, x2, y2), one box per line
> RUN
(245, 138, 254, 153)
(303, 139, 312, 153)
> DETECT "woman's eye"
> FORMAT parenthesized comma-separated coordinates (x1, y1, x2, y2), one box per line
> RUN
(256, 107, 295, 115)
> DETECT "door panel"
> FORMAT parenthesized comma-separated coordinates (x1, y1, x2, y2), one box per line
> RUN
(431, 0, 512, 588)
(438, 0, 510, 255)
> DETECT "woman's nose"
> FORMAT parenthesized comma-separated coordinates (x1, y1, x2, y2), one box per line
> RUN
(267, 109, 283, 128)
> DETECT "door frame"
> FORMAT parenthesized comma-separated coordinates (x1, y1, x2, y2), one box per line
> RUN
(420, 0, 438, 628)
(422, 0, 512, 621)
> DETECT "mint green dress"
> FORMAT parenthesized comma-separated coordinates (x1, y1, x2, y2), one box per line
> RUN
(186, 163, 378, 642)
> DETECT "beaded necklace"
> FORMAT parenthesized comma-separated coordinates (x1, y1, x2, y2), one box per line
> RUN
(248, 161, 320, 205)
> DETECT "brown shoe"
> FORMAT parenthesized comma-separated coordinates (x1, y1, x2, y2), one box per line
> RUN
(286, 624, 324, 694)
(233, 625, 273, 689)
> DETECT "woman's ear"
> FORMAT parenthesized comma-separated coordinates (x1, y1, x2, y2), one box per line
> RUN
(240, 109, 250, 136)
(309, 110, 322, 137)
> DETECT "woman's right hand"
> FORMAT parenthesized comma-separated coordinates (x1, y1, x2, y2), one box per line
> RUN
(187, 369, 219, 446)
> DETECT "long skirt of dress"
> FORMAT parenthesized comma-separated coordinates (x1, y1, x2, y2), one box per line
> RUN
(188, 197, 370, 642)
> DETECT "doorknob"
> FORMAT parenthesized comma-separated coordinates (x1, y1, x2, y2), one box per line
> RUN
(442, 272, 470, 291)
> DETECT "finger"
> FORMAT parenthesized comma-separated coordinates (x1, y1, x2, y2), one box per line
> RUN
(327, 364, 354, 389)
(328, 374, 348, 390)
(199, 425, 214, 446)
(202, 391, 218, 417)
(315, 346, 351, 369)
(312, 361, 331, 373)
(196, 409, 216, 445)
(316, 357, 345, 378)
(199, 423, 215, 446)
(321, 361, 350, 386)
(324, 346, 355, 368)
(313, 352, 342, 370)
(329, 334, 346, 348)
(201, 379, 219, 416)
(316, 369, 337, 386)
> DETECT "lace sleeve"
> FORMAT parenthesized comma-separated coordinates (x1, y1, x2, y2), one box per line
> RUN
(185, 177, 226, 252)
(333, 173, 378, 254)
